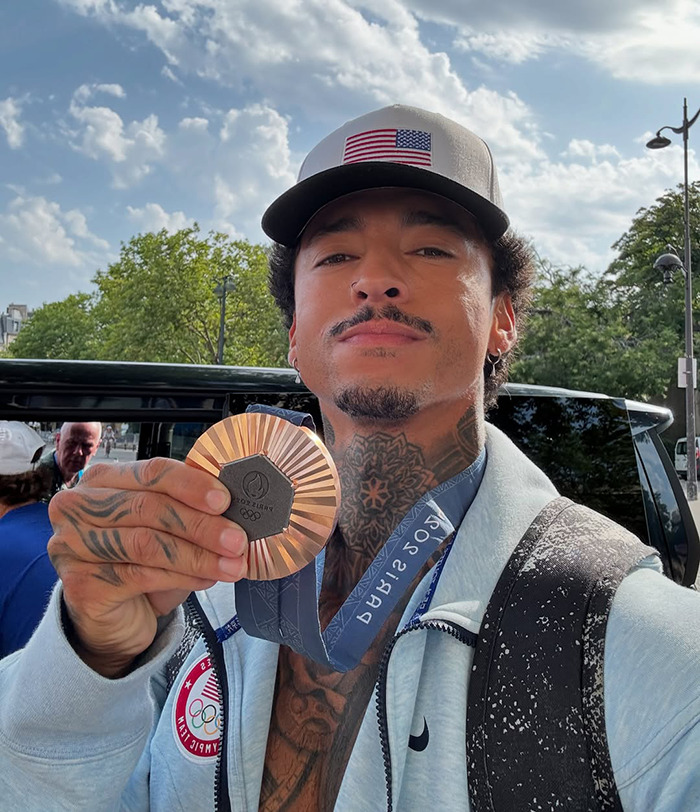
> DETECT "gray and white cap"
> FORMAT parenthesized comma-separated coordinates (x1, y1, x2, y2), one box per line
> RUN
(262, 104, 509, 246)
(0, 421, 46, 476)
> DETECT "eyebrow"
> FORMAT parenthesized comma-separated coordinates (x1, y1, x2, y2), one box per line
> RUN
(304, 215, 365, 247)
(402, 209, 477, 239)
(303, 207, 479, 247)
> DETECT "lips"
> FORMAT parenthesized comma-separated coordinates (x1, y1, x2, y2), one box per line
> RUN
(338, 321, 426, 346)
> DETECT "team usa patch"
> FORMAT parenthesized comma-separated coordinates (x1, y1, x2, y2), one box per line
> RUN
(172, 654, 222, 763)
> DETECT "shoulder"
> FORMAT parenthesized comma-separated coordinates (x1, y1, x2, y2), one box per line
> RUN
(606, 567, 700, 799)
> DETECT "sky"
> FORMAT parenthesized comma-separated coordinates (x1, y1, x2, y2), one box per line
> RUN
(0, 0, 699, 310)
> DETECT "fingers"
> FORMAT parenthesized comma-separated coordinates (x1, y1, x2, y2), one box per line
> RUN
(76, 457, 232, 515)
(50, 483, 246, 555)
(48, 520, 248, 584)
(49, 459, 248, 583)
(60, 559, 220, 607)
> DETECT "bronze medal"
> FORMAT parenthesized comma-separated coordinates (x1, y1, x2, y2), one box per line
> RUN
(185, 413, 340, 580)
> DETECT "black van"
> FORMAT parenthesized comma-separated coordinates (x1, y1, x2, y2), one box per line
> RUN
(1, 358, 697, 587)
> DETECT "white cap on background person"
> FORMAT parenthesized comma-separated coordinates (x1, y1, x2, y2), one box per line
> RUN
(0, 422, 46, 476)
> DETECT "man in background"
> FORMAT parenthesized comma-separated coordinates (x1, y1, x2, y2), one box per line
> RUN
(0, 422, 56, 658)
(40, 421, 101, 497)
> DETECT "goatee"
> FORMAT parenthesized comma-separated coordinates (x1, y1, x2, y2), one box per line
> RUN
(334, 386, 419, 421)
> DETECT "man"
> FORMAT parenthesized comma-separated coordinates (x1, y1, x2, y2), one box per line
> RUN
(0, 422, 56, 658)
(40, 421, 102, 496)
(102, 424, 117, 458)
(1, 106, 699, 810)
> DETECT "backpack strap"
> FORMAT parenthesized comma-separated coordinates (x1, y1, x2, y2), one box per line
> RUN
(466, 496, 653, 811)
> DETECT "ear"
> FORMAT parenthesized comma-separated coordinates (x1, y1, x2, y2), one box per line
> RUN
(489, 293, 517, 355)
(287, 313, 297, 368)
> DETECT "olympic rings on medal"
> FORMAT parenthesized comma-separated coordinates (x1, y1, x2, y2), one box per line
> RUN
(239, 507, 261, 522)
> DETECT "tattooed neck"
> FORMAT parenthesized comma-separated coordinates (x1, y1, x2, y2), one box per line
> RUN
(320, 406, 482, 602)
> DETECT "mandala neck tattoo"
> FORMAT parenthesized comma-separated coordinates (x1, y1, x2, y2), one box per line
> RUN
(320, 406, 482, 600)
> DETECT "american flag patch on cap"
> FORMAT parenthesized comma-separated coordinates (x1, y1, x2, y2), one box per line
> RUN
(342, 128, 432, 167)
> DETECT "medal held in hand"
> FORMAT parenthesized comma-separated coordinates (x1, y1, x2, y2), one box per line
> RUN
(185, 412, 340, 580)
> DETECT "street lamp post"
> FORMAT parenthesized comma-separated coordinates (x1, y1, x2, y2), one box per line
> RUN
(214, 275, 236, 365)
(647, 98, 700, 500)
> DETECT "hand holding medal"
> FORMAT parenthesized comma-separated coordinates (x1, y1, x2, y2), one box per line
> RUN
(185, 411, 340, 580)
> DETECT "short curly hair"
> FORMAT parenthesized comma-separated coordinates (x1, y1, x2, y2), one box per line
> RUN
(268, 230, 534, 409)
(0, 467, 53, 506)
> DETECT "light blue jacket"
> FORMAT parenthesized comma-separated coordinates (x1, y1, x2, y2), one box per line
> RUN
(1, 425, 699, 810)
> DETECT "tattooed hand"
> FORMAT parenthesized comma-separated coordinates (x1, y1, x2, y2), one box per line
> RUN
(47, 458, 247, 678)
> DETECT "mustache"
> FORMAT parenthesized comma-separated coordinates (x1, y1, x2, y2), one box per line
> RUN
(328, 304, 435, 339)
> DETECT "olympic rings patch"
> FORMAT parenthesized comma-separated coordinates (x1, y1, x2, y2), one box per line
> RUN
(239, 507, 261, 522)
(172, 654, 222, 763)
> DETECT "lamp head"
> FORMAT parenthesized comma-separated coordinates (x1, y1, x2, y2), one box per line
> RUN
(646, 134, 672, 150)
(654, 244, 684, 283)
(214, 276, 237, 297)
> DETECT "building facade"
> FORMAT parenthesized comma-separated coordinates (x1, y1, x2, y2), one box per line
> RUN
(0, 304, 30, 350)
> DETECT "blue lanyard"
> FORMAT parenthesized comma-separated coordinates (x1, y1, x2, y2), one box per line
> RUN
(218, 406, 485, 671)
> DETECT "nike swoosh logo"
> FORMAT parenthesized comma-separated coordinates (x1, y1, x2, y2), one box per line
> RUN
(408, 717, 429, 752)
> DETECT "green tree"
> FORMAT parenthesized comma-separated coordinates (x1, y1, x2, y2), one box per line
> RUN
(8, 227, 289, 366)
(604, 181, 700, 402)
(7, 293, 98, 359)
(605, 181, 700, 357)
(93, 227, 288, 366)
(513, 183, 700, 403)
(512, 262, 677, 401)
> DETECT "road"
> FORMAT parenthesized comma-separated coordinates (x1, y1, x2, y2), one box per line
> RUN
(92, 445, 138, 465)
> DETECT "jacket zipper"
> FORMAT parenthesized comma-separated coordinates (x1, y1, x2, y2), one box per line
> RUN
(375, 619, 478, 812)
(186, 593, 232, 812)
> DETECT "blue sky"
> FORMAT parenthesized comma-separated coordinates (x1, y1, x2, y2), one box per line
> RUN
(0, 0, 699, 310)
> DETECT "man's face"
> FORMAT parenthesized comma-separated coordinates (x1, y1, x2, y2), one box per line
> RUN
(289, 188, 515, 421)
(55, 424, 101, 480)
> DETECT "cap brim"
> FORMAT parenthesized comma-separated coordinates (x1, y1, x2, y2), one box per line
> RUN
(262, 162, 510, 246)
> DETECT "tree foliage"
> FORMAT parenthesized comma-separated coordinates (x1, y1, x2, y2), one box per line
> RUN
(9, 227, 289, 367)
(513, 182, 700, 403)
(511, 263, 676, 401)
(6, 293, 98, 360)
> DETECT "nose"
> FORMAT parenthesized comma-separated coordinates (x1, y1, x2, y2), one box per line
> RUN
(350, 253, 408, 304)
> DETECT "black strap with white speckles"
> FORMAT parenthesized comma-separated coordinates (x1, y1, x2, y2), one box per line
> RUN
(466, 497, 652, 811)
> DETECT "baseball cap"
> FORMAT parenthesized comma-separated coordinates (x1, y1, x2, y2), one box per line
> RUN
(262, 104, 509, 246)
(0, 421, 46, 476)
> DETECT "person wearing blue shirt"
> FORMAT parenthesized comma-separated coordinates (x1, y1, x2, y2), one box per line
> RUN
(0, 422, 57, 658)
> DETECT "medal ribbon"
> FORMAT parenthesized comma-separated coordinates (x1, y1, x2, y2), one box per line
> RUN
(228, 406, 485, 671)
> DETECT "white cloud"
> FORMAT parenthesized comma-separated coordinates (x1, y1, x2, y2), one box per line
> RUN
(47, 0, 700, 278)
(73, 82, 126, 103)
(126, 202, 193, 232)
(0, 195, 110, 269)
(0, 97, 25, 149)
(561, 139, 620, 161)
(578, 6, 700, 84)
(453, 31, 562, 64)
(179, 116, 208, 132)
(68, 86, 166, 187)
(502, 142, 700, 273)
(52, 0, 543, 163)
(395, 0, 700, 83)
(172, 104, 297, 238)
(399, 0, 668, 33)
(161, 65, 183, 84)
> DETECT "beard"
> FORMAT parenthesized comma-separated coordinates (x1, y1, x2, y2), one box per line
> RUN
(334, 385, 420, 421)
